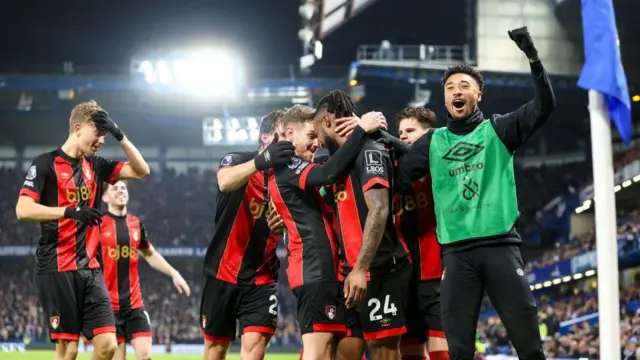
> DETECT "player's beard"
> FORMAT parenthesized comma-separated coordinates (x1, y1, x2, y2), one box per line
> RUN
(325, 136, 340, 155)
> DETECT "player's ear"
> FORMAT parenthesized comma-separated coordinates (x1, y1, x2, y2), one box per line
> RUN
(323, 115, 331, 128)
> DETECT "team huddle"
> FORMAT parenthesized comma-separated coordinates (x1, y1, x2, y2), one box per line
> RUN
(201, 94, 448, 360)
(16, 27, 555, 360)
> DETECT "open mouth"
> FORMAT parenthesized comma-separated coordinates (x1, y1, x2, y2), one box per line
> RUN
(452, 99, 466, 109)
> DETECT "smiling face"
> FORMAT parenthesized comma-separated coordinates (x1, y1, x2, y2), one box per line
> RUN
(103, 180, 129, 208)
(444, 73, 483, 120)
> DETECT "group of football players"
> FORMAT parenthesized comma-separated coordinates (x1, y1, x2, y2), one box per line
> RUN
(17, 26, 555, 360)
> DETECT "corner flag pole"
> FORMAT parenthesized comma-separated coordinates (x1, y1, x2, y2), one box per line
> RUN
(578, 1, 632, 358)
(587, 89, 621, 359)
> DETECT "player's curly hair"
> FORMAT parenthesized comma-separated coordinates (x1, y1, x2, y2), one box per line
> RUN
(396, 106, 437, 131)
(315, 90, 356, 118)
(442, 64, 484, 91)
(69, 100, 104, 133)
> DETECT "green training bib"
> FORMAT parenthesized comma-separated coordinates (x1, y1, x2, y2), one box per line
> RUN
(429, 120, 519, 244)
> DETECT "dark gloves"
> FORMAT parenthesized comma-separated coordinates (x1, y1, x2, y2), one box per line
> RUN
(508, 26, 538, 60)
(64, 206, 103, 226)
(91, 111, 125, 142)
(375, 131, 411, 156)
(254, 134, 296, 170)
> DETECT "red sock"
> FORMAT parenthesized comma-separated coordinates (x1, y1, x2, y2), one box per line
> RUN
(299, 350, 303, 360)
(429, 351, 450, 360)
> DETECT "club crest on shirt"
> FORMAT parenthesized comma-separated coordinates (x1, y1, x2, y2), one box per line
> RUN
(201, 315, 207, 328)
(26, 165, 37, 180)
(132, 231, 139, 242)
(84, 167, 92, 181)
(50, 316, 60, 330)
(325, 305, 336, 320)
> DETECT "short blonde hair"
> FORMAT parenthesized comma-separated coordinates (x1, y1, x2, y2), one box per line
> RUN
(69, 101, 104, 132)
(282, 105, 315, 128)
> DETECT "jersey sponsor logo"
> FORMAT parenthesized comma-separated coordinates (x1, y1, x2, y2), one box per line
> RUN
(364, 150, 385, 175)
(107, 245, 139, 260)
(65, 185, 94, 206)
(23, 180, 34, 188)
(26, 166, 36, 180)
(441, 141, 484, 162)
(249, 197, 269, 219)
(325, 305, 336, 320)
(461, 176, 480, 200)
(49, 316, 60, 330)
(334, 184, 348, 203)
(392, 192, 429, 216)
(220, 155, 233, 167)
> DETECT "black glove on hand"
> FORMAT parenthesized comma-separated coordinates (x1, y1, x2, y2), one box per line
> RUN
(64, 206, 103, 226)
(508, 26, 538, 60)
(254, 134, 296, 170)
(91, 111, 125, 141)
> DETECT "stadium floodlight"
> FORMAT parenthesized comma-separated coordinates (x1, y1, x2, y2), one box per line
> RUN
(134, 48, 244, 98)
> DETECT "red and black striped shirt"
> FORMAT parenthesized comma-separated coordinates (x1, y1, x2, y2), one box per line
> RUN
(18, 149, 124, 273)
(333, 141, 408, 277)
(203, 151, 279, 285)
(268, 157, 340, 289)
(99, 213, 150, 311)
(393, 175, 442, 280)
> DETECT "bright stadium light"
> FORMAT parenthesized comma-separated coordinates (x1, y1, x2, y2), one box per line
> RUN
(133, 48, 244, 97)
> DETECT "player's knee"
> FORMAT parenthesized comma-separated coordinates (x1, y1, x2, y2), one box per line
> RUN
(135, 349, 153, 360)
(204, 340, 230, 360)
(62, 345, 78, 360)
(94, 338, 118, 360)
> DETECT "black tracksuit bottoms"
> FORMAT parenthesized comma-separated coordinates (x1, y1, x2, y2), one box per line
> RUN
(440, 244, 546, 360)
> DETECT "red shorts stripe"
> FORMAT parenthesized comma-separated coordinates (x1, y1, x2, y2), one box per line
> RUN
(201, 329, 234, 343)
(362, 326, 406, 340)
(19, 188, 40, 202)
(51, 333, 80, 341)
(243, 326, 276, 335)
(116, 337, 126, 344)
(311, 323, 347, 333)
(93, 326, 116, 336)
(427, 329, 446, 338)
(132, 332, 153, 339)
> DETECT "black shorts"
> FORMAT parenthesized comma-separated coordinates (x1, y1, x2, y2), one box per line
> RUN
(403, 279, 444, 344)
(36, 269, 115, 342)
(115, 307, 152, 344)
(200, 276, 277, 342)
(293, 282, 347, 335)
(337, 285, 364, 339)
(357, 262, 411, 341)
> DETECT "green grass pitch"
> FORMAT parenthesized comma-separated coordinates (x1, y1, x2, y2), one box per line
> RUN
(2, 351, 301, 360)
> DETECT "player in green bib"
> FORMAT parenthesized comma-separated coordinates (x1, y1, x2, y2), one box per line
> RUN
(396, 27, 555, 360)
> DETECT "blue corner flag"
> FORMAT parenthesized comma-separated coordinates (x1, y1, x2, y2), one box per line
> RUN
(577, 0, 632, 146)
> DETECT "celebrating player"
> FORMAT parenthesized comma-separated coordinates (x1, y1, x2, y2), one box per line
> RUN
(396, 27, 555, 359)
(16, 102, 150, 360)
(313, 91, 411, 360)
(268, 104, 387, 360)
(200, 110, 295, 360)
(392, 107, 449, 360)
(100, 180, 190, 360)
